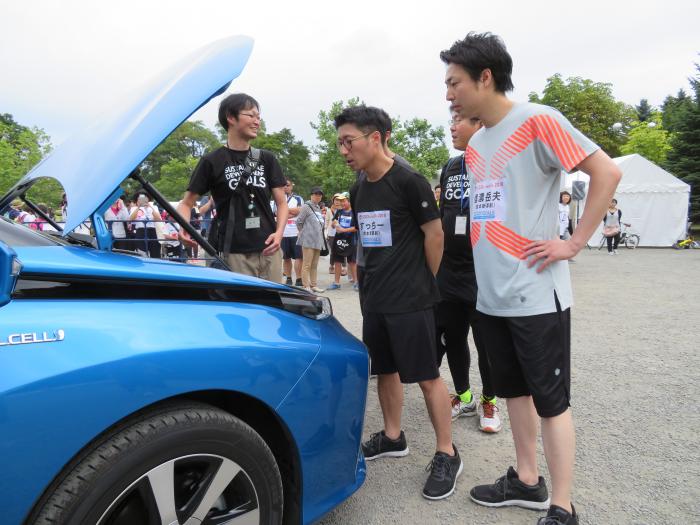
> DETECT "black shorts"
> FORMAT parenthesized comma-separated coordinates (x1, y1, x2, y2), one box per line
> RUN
(332, 236, 356, 264)
(477, 299, 571, 418)
(281, 236, 302, 260)
(362, 308, 440, 384)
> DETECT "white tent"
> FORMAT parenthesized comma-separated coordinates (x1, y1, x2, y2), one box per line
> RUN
(561, 154, 690, 247)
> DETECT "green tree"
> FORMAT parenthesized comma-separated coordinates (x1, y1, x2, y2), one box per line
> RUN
(665, 63, 700, 223)
(620, 113, 672, 165)
(635, 99, 653, 122)
(390, 118, 449, 181)
(154, 157, 200, 201)
(661, 89, 694, 132)
(0, 113, 53, 198)
(529, 74, 635, 157)
(309, 98, 362, 197)
(141, 120, 220, 185)
(253, 126, 314, 195)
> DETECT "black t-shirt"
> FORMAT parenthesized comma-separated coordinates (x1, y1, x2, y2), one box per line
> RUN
(187, 146, 285, 254)
(437, 154, 477, 303)
(350, 162, 441, 314)
(334, 209, 355, 241)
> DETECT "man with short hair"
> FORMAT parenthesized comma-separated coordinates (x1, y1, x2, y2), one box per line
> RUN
(355, 107, 413, 309)
(337, 105, 461, 501)
(275, 178, 304, 286)
(441, 32, 621, 524)
(177, 93, 287, 281)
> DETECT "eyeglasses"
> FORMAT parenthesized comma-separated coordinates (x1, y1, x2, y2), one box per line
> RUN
(239, 112, 262, 121)
(337, 131, 373, 151)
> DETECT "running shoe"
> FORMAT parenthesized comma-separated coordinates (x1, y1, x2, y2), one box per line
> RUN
(285, 277, 293, 286)
(538, 504, 579, 524)
(451, 392, 477, 420)
(478, 396, 502, 433)
(311, 286, 325, 293)
(327, 283, 341, 290)
(362, 430, 409, 460)
(470, 466, 550, 510)
(422, 445, 462, 500)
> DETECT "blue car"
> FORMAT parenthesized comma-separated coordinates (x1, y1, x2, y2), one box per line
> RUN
(0, 36, 368, 525)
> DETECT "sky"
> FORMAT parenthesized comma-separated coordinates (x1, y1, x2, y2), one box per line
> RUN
(1, 0, 698, 154)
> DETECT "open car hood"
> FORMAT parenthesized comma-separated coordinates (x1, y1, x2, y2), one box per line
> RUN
(0, 35, 253, 234)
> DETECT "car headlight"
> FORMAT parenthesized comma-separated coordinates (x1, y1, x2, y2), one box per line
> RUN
(279, 291, 332, 320)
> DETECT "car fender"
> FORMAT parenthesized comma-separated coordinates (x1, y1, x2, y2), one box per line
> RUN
(0, 298, 320, 524)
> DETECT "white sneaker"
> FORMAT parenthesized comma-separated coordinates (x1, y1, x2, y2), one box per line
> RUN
(450, 394, 477, 420)
(613, 249, 618, 255)
(478, 398, 502, 433)
(608, 252, 614, 256)
(311, 286, 325, 293)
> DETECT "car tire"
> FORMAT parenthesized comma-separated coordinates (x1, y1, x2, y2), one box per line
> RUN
(28, 401, 283, 525)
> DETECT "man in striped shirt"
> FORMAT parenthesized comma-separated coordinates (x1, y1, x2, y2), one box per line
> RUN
(441, 32, 621, 525)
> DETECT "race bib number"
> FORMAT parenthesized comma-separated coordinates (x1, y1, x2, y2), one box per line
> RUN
(471, 180, 506, 222)
(358, 210, 392, 247)
(455, 215, 467, 235)
(245, 216, 261, 229)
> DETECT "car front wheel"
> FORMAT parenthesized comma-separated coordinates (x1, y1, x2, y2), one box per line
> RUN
(29, 402, 283, 525)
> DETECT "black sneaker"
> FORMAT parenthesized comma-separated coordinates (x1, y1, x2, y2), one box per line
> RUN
(295, 278, 303, 287)
(470, 466, 550, 510)
(422, 445, 463, 500)
(538, 504, 578, 524)
(285, 277, 293, 285)
(362, 430, 409, 460)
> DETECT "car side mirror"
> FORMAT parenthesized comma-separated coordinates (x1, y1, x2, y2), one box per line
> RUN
(0, 241, 21, 307)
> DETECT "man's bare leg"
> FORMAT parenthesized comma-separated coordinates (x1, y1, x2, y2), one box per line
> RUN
(293, 258, 302, 282)
(378, 372, 403, 439)
(419, 377, 455, 455)
(541, 409, 575, 513)
(506, 396, 540, 486)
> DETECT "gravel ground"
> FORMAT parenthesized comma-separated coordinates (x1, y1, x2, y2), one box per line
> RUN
(313, 248, 700, 525)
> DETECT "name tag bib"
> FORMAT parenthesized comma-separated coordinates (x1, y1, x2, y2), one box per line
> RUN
(245, 216, 261, 229)
(471, 180, 506, 222)
(358, 210, 392, 247)
(455, 215, 467, 235)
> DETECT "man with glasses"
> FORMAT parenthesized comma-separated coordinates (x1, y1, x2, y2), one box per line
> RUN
(177, 93, 287, 281)
(337, 105, 461, 501)
(355, 108, 412, 310)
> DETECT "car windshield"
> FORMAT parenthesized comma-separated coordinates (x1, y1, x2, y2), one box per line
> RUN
(0, 216, 60, 248)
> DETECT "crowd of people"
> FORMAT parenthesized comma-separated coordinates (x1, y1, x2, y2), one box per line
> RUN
(5, 31, 628, 525)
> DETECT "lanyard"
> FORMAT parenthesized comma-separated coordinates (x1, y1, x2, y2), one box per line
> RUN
(459, 154, 468, 214)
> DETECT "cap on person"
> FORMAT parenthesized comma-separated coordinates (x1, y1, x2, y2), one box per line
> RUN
(333, 193, 347, 201)
(311, 187, 324, 195)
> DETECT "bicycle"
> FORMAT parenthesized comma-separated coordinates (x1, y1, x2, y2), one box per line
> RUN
(594, 222, 640, 250)
(672, 223, 699, 249)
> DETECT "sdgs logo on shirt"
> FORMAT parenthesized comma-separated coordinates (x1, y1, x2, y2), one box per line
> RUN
(224, 164, 267, 191)
(443, 173, 469, 201)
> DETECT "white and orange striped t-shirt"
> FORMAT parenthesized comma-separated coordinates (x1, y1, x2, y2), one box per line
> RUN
(467, 102, 598, 316)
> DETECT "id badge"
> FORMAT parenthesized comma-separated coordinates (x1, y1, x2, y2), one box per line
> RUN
(245, 216, 261, 229)
(455, 215, 467, 236)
